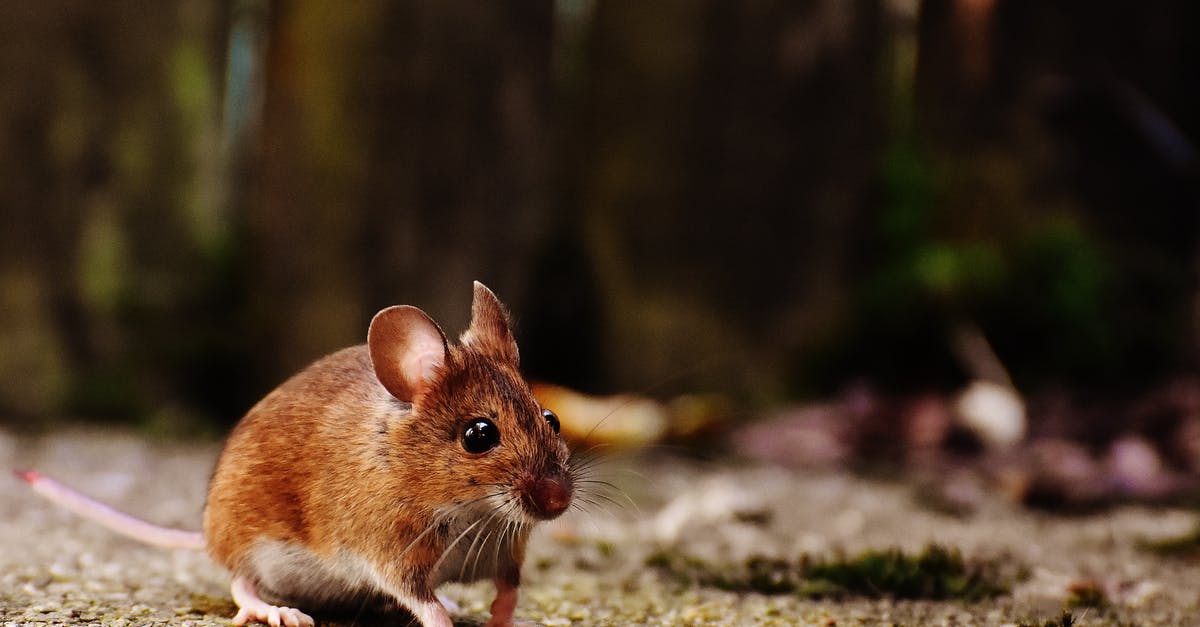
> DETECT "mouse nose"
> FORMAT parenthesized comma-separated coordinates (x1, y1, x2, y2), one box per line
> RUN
(522, 475, 572, 520)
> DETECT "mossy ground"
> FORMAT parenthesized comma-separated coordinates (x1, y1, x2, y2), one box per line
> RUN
(3, 428, 1199, 626)
(647, 544, 1013, 600)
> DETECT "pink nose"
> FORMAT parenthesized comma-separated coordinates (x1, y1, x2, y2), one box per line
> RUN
(524, 476, 572, 519)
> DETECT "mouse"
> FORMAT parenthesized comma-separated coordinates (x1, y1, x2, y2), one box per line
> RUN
(19, 281, 575, 627)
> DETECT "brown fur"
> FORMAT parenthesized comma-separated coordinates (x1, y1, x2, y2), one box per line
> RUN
(203, 283, 572, 614)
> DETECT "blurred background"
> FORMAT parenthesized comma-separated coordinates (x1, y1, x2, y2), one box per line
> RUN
(0, 0, 1197, 495)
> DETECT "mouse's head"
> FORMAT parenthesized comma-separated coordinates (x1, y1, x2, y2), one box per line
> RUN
(368, 282, 573, 524)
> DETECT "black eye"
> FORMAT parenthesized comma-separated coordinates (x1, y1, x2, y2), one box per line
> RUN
(542, 408, 560, 434)
(462, 418, 500, 454)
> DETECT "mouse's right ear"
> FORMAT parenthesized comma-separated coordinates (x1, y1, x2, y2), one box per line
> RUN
(368, 305, 449, 402)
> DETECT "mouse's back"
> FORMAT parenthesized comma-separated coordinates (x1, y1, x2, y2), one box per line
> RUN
(202, 345, 390, 574)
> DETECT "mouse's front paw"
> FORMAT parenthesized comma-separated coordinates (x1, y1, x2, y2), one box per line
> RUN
(232, 604, 314, 627)
(229, 575, 315, 627)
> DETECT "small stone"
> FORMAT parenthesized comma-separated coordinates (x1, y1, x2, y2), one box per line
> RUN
(1106, 435, 1167, 496)
(955, 380, 1026, 449)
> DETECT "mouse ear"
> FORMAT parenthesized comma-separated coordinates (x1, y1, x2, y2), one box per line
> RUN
(368, 305, 449, 402)
(460, 281, 519, 365)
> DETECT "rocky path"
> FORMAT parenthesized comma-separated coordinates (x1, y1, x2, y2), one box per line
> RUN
(3, 428, 1198, 626)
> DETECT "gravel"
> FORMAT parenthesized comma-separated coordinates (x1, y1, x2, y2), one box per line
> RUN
(3, 427, 1199, 626)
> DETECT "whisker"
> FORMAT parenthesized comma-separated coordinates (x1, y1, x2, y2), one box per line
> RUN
(392, 513, 448, 565)
(492, 508, 520, 579)
(433, 518, 484, 579)
(573, 491, 623, 509)
(471, 496, 520, 582)
(458, 501, 508, 581)
(571, 492, 628, 516)
(573, 478, 625, 492)
(605, 466, 654, 483)
(440, 489, 510, 516)
(570, 441, 620, 463)
(572, 471, 639, 513)
(570, 497, 620, 520)
(492, 519, 513, 581)
(469, 529, 496, 582)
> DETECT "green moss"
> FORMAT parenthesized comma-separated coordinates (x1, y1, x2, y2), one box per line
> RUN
(805, 545, 1009, 601)
(646, 544, 1011, 601)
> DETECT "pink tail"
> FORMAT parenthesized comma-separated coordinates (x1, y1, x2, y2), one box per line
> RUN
(16, 470, 205, 551)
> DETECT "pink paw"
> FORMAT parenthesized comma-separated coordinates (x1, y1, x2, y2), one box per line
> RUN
(232, 604, 314, 627)
(229, 575, 315, 627)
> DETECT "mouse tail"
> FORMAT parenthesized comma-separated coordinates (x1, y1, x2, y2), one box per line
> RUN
(15, 470, 206, 551)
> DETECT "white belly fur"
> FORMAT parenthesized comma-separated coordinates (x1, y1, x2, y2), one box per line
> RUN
(243, 516, 527, 612)
(245, 540, 386, 611)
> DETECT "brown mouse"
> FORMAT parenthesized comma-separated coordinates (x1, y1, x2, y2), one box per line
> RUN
(20, 282, 575, 627)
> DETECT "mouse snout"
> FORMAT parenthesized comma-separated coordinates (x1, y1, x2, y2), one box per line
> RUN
(519, 473, 572, 520)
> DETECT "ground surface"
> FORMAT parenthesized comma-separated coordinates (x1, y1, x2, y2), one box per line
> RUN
(3, 427, 1199, 626)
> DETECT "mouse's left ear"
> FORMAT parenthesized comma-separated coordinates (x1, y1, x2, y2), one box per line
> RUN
(461, 281, 519, 366)
(368, 305, 449, 402)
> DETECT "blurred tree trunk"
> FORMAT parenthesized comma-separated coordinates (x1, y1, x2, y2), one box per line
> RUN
(248, 2, 381, 379)
(3, 0, 1196, 430)
(0, 1, 227, 426)
(564, 0, 883, 398)
(250, 0, 554, 385)
(358, 0, 554, 334)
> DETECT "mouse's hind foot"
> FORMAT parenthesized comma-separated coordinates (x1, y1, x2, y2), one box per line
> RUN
(230, 575, 315, 627)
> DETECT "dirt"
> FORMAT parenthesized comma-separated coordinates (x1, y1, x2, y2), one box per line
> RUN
(3, 427, 1199, 626)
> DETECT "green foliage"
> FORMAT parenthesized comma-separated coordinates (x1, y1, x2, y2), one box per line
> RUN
(878, 138, 936, 252)
(825, 122, 1134, 392)
(993, 218, 1119, 384)
(1015, 221, 1110, 323)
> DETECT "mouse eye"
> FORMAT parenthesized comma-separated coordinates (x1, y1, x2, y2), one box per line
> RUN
(462, 418, 500, 454)
(542, 408, 560, 434)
